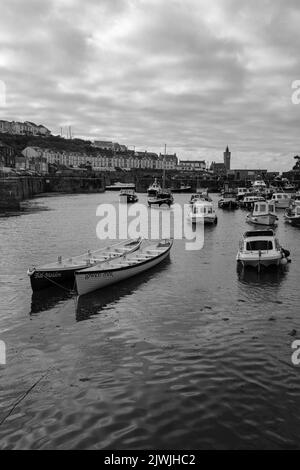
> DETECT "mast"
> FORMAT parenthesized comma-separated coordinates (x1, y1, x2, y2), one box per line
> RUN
(163, 143, 166, 189)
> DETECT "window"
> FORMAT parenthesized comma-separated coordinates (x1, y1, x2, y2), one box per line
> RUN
(246, 240, 273, 251)
(259, 204, 267, 212)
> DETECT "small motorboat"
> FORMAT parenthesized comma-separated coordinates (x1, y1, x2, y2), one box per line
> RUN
(271, 192, 291, 209)
(171, 184, 192, 193)
(239, 194, 265, 210)
(246, 200, 278, 226)
(190, 191, 212, 204)
(284, 204, 300, 227)
(236, 187, 252, 201)
(106, 182, 136, 191)
(75, 239, 173, 296)
(28, 238, 142, 291)
(218, 191, 238, 209)
(236, 230, 290, 271)
(252, 179, 267, 192)
(119, 189, 138, 203)
(187, 200, 218, 224)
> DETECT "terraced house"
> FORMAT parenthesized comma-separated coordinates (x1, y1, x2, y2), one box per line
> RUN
(0, 120, 51, 136)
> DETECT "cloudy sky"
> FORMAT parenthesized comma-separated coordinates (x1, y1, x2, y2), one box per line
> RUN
(1, 0, 300, 170)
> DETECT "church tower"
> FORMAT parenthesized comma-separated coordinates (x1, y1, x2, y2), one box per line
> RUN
(223, 146, 231, 171)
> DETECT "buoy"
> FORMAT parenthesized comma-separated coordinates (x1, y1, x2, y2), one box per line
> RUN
(281, 257, 288, 266)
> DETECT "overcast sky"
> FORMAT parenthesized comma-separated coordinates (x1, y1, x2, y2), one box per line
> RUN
(1, 0, 300, 170)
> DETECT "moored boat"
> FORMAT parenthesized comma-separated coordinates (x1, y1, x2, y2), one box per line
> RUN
(171, 184, 192, 193)
(284, 204, 300, 227)
(239, 194, 265, 210)
(75, 239, 173, 296)
(271, 192, 291, 209)
(187, 200, 218, 224)
(28, 238, 142, 291)
(119, 189, 138, 203)
(189, 192, 212, 204)
(246, 200, 278, 226)
(252, 179, 267, 193)
(236, 187, 252, 201)
(147, 178, 174, 207)
(106, 182, 136, 191)
(218, 191, 238, 209)
(236, 230, 290, 271)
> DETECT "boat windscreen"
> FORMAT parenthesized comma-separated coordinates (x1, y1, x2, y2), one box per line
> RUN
(246, 240, 273, 251)
(244, 230, 274, 237)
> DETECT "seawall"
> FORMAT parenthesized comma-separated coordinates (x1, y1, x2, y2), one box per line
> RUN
(0, 175, 106, 211)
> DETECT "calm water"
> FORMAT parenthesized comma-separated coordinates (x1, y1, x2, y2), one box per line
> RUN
(0, 192, 300, 449)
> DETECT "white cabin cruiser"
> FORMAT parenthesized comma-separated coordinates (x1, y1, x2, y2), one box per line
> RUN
(271, 192, 291, 209)
(188, 200, 218, 224)
(239, 194, 265, 209)
(236, 187, 252, 201)
(246, 201, 278, 226)
(236, 230, 290, 271)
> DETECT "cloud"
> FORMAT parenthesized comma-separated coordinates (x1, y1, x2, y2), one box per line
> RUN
(0, 0, 300, 170)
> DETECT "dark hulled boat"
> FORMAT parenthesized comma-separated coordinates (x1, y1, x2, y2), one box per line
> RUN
(27, 239, 142, 291)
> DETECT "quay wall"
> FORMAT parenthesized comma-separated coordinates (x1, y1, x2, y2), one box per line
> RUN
(0, 175, 106, 211)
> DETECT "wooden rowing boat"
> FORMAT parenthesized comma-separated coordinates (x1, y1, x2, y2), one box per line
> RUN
(75, 239, 173, 296)
(27, 238, 142, 291)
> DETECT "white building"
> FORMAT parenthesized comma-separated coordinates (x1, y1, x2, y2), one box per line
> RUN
(0, 120, 51, 136)
(179, 160, 206, 171)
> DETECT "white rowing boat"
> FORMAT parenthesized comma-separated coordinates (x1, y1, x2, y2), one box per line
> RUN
(28, 238, 142, 291)
(75, 239, 173, 296)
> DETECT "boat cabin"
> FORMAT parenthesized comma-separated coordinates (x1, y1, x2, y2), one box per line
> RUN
(252, 201, 276, 216)
(241, 230, 277, 252)
(148, 178, 161, 197)
(271, 193, 290, 203)
(192, 201, 214, 215)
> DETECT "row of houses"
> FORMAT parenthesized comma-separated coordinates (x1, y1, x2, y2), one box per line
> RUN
(20, 147, 183, 172)
(0, 120, 51, 136)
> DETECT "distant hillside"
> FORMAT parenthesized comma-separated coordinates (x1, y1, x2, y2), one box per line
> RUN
(0, 134, 98, 154)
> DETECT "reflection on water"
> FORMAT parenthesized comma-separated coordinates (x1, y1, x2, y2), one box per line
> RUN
(237, 265, 288, 286)
(76, 258, 171, 321)
(0, 192, 300, 450)
(30, 285, 75, 315)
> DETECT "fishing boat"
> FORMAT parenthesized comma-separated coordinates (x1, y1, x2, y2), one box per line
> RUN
(119, 189, 138, 203)
(147, 185, 174, 207)
(284, 204, 300, 227)
(187, 200, 218, 224)
(147, 146, 174, 207)
(75, 239, 173, 296)
(271, 192, 291, 209)
(27, 238, 142, 291)
(246, 200, 278, 226)
(218, 191, 238, 209)
(236, 230, 290, 271)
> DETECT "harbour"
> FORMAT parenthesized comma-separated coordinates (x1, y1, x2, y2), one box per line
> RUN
(1, 191, 300, 449)
(1, 0, 300, 454)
